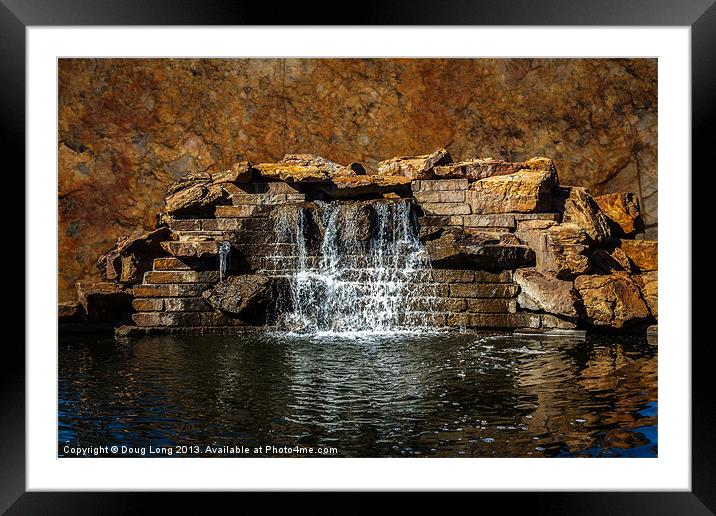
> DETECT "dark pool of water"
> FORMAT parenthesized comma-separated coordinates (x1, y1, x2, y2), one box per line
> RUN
(58, 331, 657, 458)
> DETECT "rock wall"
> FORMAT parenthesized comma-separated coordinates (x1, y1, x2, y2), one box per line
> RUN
(61, 152, 657, 335)
(58, 58, 657, 302)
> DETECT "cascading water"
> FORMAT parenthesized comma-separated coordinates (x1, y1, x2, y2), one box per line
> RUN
(218, 241, 231, 283)
(270, 199, 436, 334)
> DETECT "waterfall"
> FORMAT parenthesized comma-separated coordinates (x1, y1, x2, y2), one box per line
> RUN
(270, 199, 436, 334)
(218, 241, 231, 282)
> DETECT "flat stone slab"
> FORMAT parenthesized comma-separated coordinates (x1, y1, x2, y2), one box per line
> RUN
(115, 325, 267, 338)
(161, 241, 220, 257)
(448, 283, 519, 298)
(513, 328, 587, 339)
(419, 202, 472, 216)
(143, 270, 219, 284)
(132, 283, 211, 298)
(412, 178, 469, 192)
(463, 214, 516, 229)
(215, 205, 270, 218)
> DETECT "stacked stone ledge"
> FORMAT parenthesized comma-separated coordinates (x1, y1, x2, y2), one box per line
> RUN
(62, 150, 657, 335)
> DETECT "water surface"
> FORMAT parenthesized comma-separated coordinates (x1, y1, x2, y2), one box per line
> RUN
(58, 331, 657, 458)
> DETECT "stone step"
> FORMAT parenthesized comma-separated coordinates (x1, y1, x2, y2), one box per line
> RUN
(152, 256, 237, 273)
(166, 219, 201, 231)
(412, 297, 516, 314)
(418, 215, 464, 227)
(419, 202, 471, 216)
(200, 217, 273, 232)
(431, 269, 513, 284)
(447, 312, 535, 329)
(143, 270, 219, 284)
(413, 190, 466, 203)
(223, 181, 304, 196)
(132, 283, 211, 298)
(448, 283, 519, 298)
(161, 241, 219, 257)
(513, 213, 560, 221)
(132, 311, 246, 327)
(175, 231, 225, 242)
(132, 298, 164, 312)
(412, 178, 469, 192)
(132, 297, 213, 313)
(226, 191, 311, 206)
(166, 216, 274, 232)
(463, 214, 516, 229)
(215, 205, 270, 218)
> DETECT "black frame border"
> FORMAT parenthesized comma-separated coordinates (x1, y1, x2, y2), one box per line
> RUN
(5, 0, 710, 511)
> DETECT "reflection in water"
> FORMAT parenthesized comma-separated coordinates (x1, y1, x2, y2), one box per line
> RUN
(58, 332, 657, 457)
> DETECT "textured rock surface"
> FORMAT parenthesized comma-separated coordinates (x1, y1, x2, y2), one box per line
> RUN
(426, 228, 534, 269)
(589, 246, 633, 274)
(256, 154, 355, 182)
(376, 148, 451, 180)
(574, 273, 650, 327)
(76, 281, 133, 323)
(202, 275, 271, 316)
(594, 192, 644, 236)
(434, 156, 555, 181)
(558, 187, 611, 243)
(97, 227, 170, 284)
(71, 149, 657, 332)
(515, 223, 591, 279)
(164, 174, 229, 216)
(466, 169, 556, 214)
(58, 58, 657, 301)
(513, 267, 580, 318)
(634, 272, 658, 318)
(619, 239, 658, 272)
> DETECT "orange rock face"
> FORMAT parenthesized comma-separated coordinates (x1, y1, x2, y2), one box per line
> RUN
(619, 240, 658, 272)
(58, 58, 657, 301)
(574, 272, 650, 328)
(594, 192, 645, 236)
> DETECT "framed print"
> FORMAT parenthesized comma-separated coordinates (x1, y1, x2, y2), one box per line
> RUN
(5, 0, 712, 510)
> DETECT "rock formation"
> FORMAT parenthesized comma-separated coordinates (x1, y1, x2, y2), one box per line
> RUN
(58, 59, 658, 302)
(60, 149, 657, 335)
(574, 273, 650, 328)
(202, 275, 271, 317)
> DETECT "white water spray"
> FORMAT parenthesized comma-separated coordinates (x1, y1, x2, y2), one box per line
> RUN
(270, 200, 436, 334)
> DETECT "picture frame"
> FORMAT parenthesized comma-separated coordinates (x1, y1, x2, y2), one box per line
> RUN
(5, 0, 710, 508)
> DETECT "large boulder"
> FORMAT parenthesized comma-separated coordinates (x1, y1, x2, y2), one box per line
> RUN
(594, 192, 645, 237)
(164, 161, 254, 216)
(515, 222, 591, 279)
(255, 154, 356, 183)
(376, 148, 452, 180)
(434, 156, 556, 181)
(574, 272, 650, 328)
(97, 227, 171, 284)
(558, 187, 611, 243)
(76, 281, 133, 323)
(202, 274, 272, 317)
(619, 239, 658, 272)
(513, 267, 581, 318)
(426, 228, 534, 269)
(466, 169, 557, 214)
(165, 180, 227, 216)
(633, 271, 658, 319)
